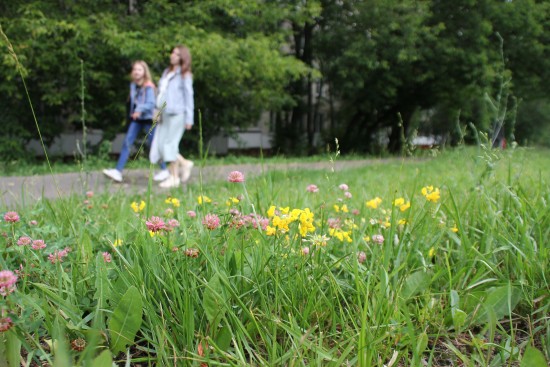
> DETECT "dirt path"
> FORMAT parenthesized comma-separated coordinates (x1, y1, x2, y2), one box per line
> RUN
(0, 159, 402, 208)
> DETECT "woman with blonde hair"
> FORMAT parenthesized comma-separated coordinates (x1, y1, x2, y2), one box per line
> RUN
(150, 45, 194, 188)
(103, 60, 167, 182)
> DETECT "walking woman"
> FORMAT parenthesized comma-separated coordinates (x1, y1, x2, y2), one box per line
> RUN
(151, 45, 194, 188)
(103, 60, 168, 182)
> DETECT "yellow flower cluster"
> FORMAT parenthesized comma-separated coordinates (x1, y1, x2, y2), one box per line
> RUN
(333, 204, 349, 213)
(226, 197, 240, 206)
(266, 206, 316, 237)
(329, 228, 352, 243)
(393, 198, 411, 212)
(366, 197, 382, 209)
(197, 195, 212, 205)
(422, 186, 441, 203)
(165, 197, 180, 207)
(131, 201, 146, 213)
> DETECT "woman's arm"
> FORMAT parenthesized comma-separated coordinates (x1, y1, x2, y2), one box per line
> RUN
(182, 74, 194, 127)
(134, 86, 156, 117)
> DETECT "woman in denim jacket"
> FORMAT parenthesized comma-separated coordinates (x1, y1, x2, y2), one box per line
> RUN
(150, 45, 194, 188)
(103, 60, 167, 183)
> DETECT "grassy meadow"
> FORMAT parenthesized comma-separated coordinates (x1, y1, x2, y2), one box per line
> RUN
(0, 147, 549, 366)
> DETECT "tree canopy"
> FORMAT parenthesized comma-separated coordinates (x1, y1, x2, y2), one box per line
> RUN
(1, 0, 548, 159)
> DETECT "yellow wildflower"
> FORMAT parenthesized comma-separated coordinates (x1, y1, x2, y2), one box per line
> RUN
(329, 228, 352, 243)
(272, 216, 290, 232)
(451, 225, 459, 233)
(279, 206, 290, 215)
(197, 195, 212, 205)
(400, 202, 411, 212)
(113, 239, 123, 247)
(428, 247, 435, 258)
(341, 204, 349, 213)
(333, 204, 340, 213)
(290, 208, 303, 221)
(422, 186, 440, 203)
(298, 221, 315, 237)
(131, 201, 146, 213)
(266, 226, 276, 236)
(267, 205, 276, 218)
(299, 208, 314, 222)
(366, 197, 382, 209)
(225, 197, 239, 207)
(393, 198, 405, 207)
(165, 197, 180, 207)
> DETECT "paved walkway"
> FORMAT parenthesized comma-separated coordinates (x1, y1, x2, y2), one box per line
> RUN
(0, 159, 398, 208)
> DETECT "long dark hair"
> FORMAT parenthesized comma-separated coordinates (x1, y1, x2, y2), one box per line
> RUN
(169, 45, 192, 75)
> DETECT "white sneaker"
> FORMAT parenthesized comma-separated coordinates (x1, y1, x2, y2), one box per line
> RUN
(153, 169, 170, 182)
(180, 160, 194, 183)
(103, 168, 123, 183)
(159, 175, 181, 188)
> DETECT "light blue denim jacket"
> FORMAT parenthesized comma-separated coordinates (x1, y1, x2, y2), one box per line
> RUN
(129, 82, 155, 120)
(157, 68, 194, 125)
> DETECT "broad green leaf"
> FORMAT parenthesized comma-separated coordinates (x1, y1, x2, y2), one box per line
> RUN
(453, 309, 467, 329)
(5, 331, 21, 367)
(0, 333, 7, 367)
(91, 350, 113, 367)
(215, 325, 232, 352)
(203, 273, 228, 325)
(450, 290, 467, 330)
(473, 285, 521, 325)
(108, 286, 143, 355)
(521, 345, 548, 367)
(415, 332, 429, 355)
(401, 271, 430, 300)
(52, 322, 71, 367)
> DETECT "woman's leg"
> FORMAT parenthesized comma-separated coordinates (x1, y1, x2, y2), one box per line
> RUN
(148, 124, 167, 171)
(158, 114, 185, 188)
(116, 122, 141, 172)
(177, 154, 194, 182)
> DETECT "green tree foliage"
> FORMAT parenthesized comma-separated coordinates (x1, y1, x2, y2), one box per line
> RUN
(1, 0, 548, 157)
(0, 0, 309, 154)
(319, 0, 549, 152)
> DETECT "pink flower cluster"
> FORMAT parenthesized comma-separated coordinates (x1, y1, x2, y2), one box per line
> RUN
(327, 218, 341, 229)
(202, 214, 221, 230)
(167, 219, 180, 231)
(372, 234, 385, 244)
(229, 213, 269, 231)
(0, 270, 17, 297)
(17, 236, 32, 246)
(146, 216, 166, 232)
(338, 184, 352, 199)
(17, 236, 48, 250)
(48, 247, 71, 264)
(102, 252, 112, 263)
(227, 171, 245, 183)
(3, 211, 20, 223)
(32, 239, 47, 250)
(0, 315, 13, 332)
(306, 184, 319, 193)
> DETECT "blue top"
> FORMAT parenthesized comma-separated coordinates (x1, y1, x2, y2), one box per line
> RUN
(157, 68, 194, 125)
(129, 82, 156, 121)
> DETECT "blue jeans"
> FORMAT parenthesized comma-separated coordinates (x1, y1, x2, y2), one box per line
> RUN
(116, 121, 166, 172)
